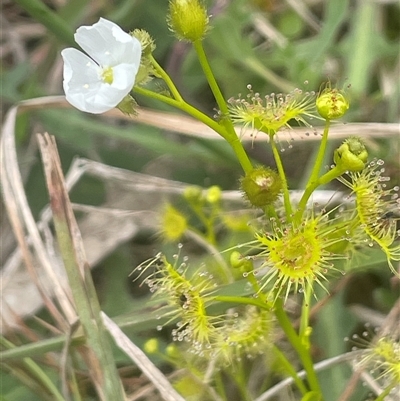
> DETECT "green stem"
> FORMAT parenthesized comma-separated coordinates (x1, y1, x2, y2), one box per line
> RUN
(150, 55, 184, 101)
(294, 120, 331, 223)
(192, 40, 253, 174)
(134, 86, 228, 138)
(273, 298, 322, 396)
(293, 164, 344, 223)
(227, 369, 252, 401)
(272, 346, 308, 395)
(229, 137, 253, 173)
(299, 283, 313, 349)
(307, 120, 331, 187)
(269, 134, 293, 220)
(133, 86, 253, 173)
(317, 166, 345, 186)
(264, 204, 279, 220)
(193, 40, 229, 116)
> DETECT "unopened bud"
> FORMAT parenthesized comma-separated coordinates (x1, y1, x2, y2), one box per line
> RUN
(144, 338, 159, 354)
(206, 185, 221, 204)
(316, 85, 349, 120)
(131, 29, 156, 85)
(167, 0, 209, 42)
(230, 251, 253, 272)
(184, 186, 203, 204)
(334, 137, 368, 172)
(166, 343, 180, 358)
(240, 167, 282, 207)
(131, 29, 155, 56)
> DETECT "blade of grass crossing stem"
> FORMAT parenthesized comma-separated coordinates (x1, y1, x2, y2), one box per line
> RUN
(37, 133, 125, 401)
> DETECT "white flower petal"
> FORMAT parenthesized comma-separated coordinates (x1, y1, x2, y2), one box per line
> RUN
(62, 48, 106, 113)
(109, 64, 138, 90)
(75, 18, 141, 67)
(61, 19, 142, 114)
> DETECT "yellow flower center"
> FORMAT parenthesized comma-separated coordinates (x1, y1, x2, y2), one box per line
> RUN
(101, 66, 114, 84)
(269, 227, 322, 279)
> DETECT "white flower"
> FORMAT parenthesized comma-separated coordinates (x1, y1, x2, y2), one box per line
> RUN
(61, 18, 141, 114)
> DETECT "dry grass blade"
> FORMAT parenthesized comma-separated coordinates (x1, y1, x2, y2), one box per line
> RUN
(13, 96, 400, 141)
(37, 132, 126, 401)
(101, 312, 186, 401)
(1, 104, 75, 332)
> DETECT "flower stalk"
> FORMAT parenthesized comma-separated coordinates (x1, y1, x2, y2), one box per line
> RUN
(294, 119, 331, 224)
(269, 134, 293, 219)
(273, 298, 322, 396)
(192, 39, 253, 173)
(134, 79, 253, 173)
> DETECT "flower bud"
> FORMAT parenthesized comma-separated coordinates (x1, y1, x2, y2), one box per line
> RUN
(131, 29, 155, 57)
(206, 185, 221, 204)
(316, 86, 349, 120)
(240, 167, 282, 207)
(230, 251, 253, 272)
(144, 338, 159, 354)
(183, 186, 203, 204)
(230, 251, 244, 269)
(166, 343, 180, 358)
(167, 0, 209, 42)
(334, 137, 368, 172)
(131, 29, 156, 85)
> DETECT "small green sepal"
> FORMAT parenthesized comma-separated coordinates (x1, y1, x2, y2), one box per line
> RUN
(117, 94, 138, 115)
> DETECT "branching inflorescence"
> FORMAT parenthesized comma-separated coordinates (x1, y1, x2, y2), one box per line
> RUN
(60, 3, 400, 399)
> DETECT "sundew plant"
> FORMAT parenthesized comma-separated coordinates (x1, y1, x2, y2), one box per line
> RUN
(2, 1, 400, 401)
